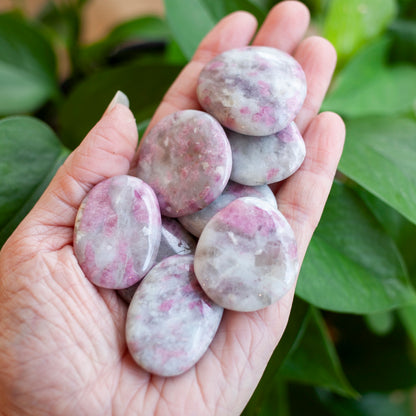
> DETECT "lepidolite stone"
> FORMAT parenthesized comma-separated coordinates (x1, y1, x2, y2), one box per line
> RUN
(194, 197, 298, 312)
(227, 122, 306, 186)
(197, 46, 307, 136)
(118, 217, 196, 303)
(178, 181, 277, 237)
(136, 110, 232, 217)
(126, 255, 223, 377)
(73, 175, 161, 289)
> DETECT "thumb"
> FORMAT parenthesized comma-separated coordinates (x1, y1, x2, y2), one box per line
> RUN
(16, 91, 138, 250)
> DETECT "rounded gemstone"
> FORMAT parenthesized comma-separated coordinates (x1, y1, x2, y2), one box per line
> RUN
(136, 110, 232, 217)
(178, 181, 277, 237)
(126, 255, 223, 377)
(197, 46, 307, 136)
(228, 122, 306, 186)
(118, 217, 196, 303)
(73, 175, 161, 289)
(194, 197, 298, 312)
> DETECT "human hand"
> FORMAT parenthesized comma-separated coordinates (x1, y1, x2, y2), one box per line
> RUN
(0, 2, 345, 415)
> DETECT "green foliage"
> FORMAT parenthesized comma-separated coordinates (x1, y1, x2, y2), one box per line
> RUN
(324, 0, 397, 64)
(297, 182, 415, 313)
(0, 0, 415, 415)
(0, 13, 59, 115)
(0, 117, 69, 246)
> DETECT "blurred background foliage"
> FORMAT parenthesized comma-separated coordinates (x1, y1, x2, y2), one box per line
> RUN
(0, 0, 416, 414)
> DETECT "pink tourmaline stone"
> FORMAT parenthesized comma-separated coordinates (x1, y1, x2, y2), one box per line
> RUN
(73, 175, 161, 289)
(126, 254, 223, 377)
(194, 197, 298, 312)
(178, 181, 277, 237)
(227, 122, 306, 186)
(136, 110, 232, 217)
(197, 46, 307, 136)
(118, 217, 196, 303)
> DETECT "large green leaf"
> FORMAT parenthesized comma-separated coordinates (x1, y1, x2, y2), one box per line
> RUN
(339, 116, 416, 226)
(279, 307, 356, 397)
(357, 187, 416, 285)
(58, 61, 182, 148)
(243, 297, 309, 416)
(0, 13, 58, 115)
(164, 0, 216, 60)
(322, 38, 416, 117)
(324, 0, 397, 63)
(296, 181, 415, 313)
(0, 117, 69, 246)
(164, 0, 267, 61)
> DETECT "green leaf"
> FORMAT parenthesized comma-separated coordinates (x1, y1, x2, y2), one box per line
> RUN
(357, 187, 416, 285)
(296, 181, 415, 313)
(339, 116, 416, 226)
(80, 16, 171, 69)
(324, 0, 397, 63)
(322, 38, 416, 117)
(318, 390, 413, 416)
(164, 0, 216, 60)
(202, 0, 266, 25)
(389, 19, 416, 64)
(279, 307, 357, 397)
(398, 302, 416, 349)
(364, 311, 395, 336)
(58, 61, 182, 148)
(0, 13, 58, 115)
(0, 116, 69, 246)
(243, 297, 309, 416)
(330, 313, 416, 392)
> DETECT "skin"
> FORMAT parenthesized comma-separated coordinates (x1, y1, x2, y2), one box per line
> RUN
(0, 2, 345, 415)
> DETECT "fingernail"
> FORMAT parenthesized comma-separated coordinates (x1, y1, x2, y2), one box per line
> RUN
(106, 90, 130, 113)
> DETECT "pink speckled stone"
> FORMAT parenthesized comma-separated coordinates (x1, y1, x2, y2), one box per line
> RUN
(126, 255, 223, 377)
(227, 122, 306, 186)
(197, 46, 306, 136)
(178, 181, 277, 237)
(118, 217, 197, 303)
(136, 110, 232, 217)
(73, 175, 161, 289)
(194, 197, 298, 312)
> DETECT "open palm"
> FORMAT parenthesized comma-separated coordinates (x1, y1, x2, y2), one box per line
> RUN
(0, 2, 345, 415)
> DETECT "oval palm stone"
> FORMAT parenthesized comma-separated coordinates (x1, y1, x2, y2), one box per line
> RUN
(136, 110, 232, 217)
(194, 197, 298, 312)
(197, 46, 306, 136)
(73, 175, 161, 289)
(126, 255, 223, 377)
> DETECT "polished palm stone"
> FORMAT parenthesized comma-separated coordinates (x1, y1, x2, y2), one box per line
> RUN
(136, 110, 232, 217)
(194, 197, 298, 312)
(178, 181, 277, 237)
(228, 122, 306, 186)
(197, 46, 306, 136)
(118, 217, 197, 303)
(73, 175, 161, 289)
(126, 255, 223, 377)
